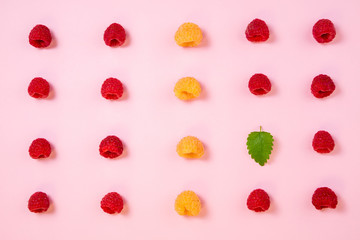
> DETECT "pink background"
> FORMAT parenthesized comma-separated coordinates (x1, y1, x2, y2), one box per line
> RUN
(0, 0, 359, 239)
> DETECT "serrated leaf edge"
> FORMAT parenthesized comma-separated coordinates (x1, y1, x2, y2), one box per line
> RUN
(246, 131, 274, 166)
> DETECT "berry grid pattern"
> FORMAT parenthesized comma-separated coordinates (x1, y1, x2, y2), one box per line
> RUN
(0, 0, 360, 239)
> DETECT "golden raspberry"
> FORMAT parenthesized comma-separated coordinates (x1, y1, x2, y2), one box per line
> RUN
(175, 23, 203, 47)
(174, 77, 201, 100)
(174, 190, 201, 216)
(176, 136, 204, 159)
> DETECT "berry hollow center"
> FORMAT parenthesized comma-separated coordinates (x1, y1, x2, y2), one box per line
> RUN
(316, 147, 331, 153)
(181, 91, 195, 98)
(183, 152, 199, 158)
(106, 93, 119, 99)
(321, 33, 330, 40)
(103, 151, 118, 158)
(181, 41, 195, 47)
(33, 207, 46, 213)
(253, 88, 267, 94)
(35, 40, 45, 46)
(103, 206, 115, 213)
(32, 93, 43, 98)
(109, 39, 120, 46)
(254, 207, 264, 212)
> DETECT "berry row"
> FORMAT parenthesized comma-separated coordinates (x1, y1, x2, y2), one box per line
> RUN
(28, 73, 335, 100)
(28, 18, 336, 49)
(28, 130, 335, 161)
(27, 187, 338, 215)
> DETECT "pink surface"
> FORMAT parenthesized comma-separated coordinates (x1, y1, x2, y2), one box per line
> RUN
(0, 0, 360, 239)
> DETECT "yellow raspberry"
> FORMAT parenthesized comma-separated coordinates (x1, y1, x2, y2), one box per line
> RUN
(174, 77, 201, 100)
(175, 22, 203, 47)
(175, 190, 201, 216)
(176, 136, 204, 159)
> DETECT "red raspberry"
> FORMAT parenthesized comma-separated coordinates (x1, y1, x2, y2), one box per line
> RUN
(312, 130, 335, 153)
(101, 78, 124, 100)
(103, 23, 126, 47)
(101, 192, 124, 214)
(28, 77, 50, 99)
(29, 24, 52, 48)
(99, 135, 123, 159)
(248, 73, 271, 95)
(245, 19, 270, 42)
(28, 192, 50, 213)
(29, 138, 52, 159)
(312, 187, 338, 210)
(312, 19, 336, 43)
(247, 189, 270, 212)
(311, 74, 335, 98)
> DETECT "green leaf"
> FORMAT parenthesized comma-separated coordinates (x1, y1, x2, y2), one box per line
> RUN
(246, 127, 274, 166)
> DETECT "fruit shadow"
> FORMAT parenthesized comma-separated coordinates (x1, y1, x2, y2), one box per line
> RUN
(195, 194, 208, 218)
(45, 196, 56, 214)
(329, 136, 341, 156)
(120, 197, 129, 216)
(200, 142, 210, 161)
(199, 29, 210, 48)
(335, 194, 345, 212)
(266, 195, 278, 214)
(122, 30, 131, 47)
(329, 83, 340, 98)
(120, 144, 128, 159)
(266, 25, 276, 43)
(47, 83, 56, 100)
(47, 31, 57, 49)
(120, 83, 129, 101)
(268, 137, 279, 165)
(197, 82, 208, 101)
(47, 145, 57, 161)
(267, 80, 277, 96)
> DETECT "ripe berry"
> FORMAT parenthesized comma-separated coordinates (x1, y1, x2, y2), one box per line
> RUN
(247, 189, 270, 212)
(245, 19, 270, 42)
(312, 130, 335, 153)
(311, 74, 335, 98)
(103, 23, 126, 47)
(29, 24, 52, 48)
(312, 187, 338, 210)
(28, 77, 50, 99)
(29, 138, 52, 159)
(99, 135, 123, 159)
(176, 136, 205, 159)
(101, 78, 123, 100)
(174, 190, 201, 216)
(175, 22, 203, 47)
(312, 19, 336, 43)
(101, 192, 124, 214)
(28, 192, 50, 213)
(174, 77, 202, 100)
(248, 73, 272, 95)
